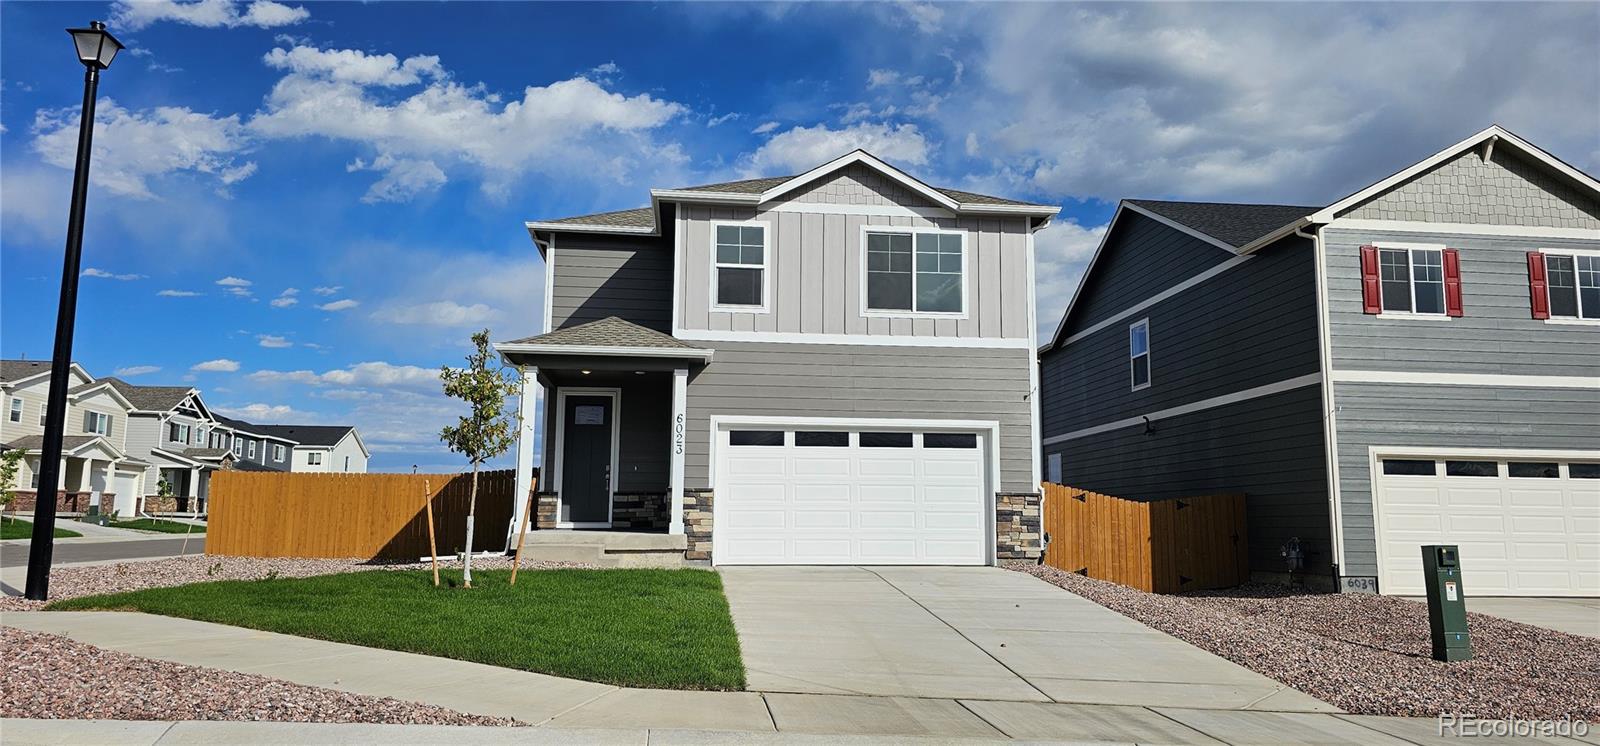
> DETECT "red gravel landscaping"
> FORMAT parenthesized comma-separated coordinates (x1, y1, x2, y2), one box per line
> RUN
(0, 627, 521, 726)
(1010, 563, 1599, 720)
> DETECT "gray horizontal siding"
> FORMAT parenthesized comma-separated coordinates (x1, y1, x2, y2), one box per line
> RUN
(684, 341, 1033, 491)
(1046, 384, 1331, 574)
(1324, 227, 1600, 377)
(1041, 235, 1319, 437)
(1059, 211, 1234, 338)
(550, 230, 673, 333)
(1332, 381, 1600, 578)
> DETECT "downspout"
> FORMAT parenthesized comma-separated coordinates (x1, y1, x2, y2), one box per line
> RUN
(1298, 223, 1345, 590)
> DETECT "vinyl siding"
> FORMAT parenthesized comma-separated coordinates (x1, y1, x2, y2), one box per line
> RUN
(1331, 382, 1600, 578)
(549, 229, 674, 333)
(1340, 147, 1600, 229)
(545, 374, 670, 494)
(1058, 211, 1234, 339)
(683, 341, 1034, 491)
(775, 163, 943, 208)
(1046, 385, 1330, 573)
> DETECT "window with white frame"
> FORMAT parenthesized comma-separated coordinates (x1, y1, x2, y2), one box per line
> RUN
(84, 411, 110, 436)
(865, 229, 964, 314)
(1129, 319, 1151, 391)
(1544, 252, 1600, 320)
(1378, 247, 1446, 315)
(38, 403, 46, 426)
(7, 398, 20, 423)
(247, 440, 256, 458)
(713, 224, 766, 308)
(169, 423, 191, 444)
(308, 451, 324, 465)
(233, 438, 243, 456)
(272, 444, 285, 462)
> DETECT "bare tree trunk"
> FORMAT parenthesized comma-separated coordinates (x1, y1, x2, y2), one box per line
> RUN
(463, 461, 480, 588)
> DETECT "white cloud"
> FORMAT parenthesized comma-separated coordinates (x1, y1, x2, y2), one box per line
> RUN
(312, 285, 342, 296)
(1033, 218, 1108, 341)
(250, 361, 439, 389)
(82, 268, 145, 280)
(215, 276, 252, 287)
(257, 334, 292, 348)
(372, 300, 502, 327)
(31, 100, 254, 199)
(111, 0, 311, 30)
(270, 288, 299, 308)
(263, 46, 444, 87)
(114, 365, 161, 377)
(317, 299, 359, 312)
(743, 122, 930, 175)
(212, 402, 313, 421)
(191, 358, 241, 372)
(892, 1, 944, 34)
(346, 154, 447, 203)
(707, 112, 740, 128)
(751, 121, 779, 135)
(158, 289, 202, 297)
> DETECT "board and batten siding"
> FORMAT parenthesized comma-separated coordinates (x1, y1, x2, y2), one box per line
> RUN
(683, 341, 1034, 492)
(674, 203, 1032, 341)
(549, 230, 674, 333)
(1057, 211, 1235, 339)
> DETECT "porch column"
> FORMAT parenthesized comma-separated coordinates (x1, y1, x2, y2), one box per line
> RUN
(668, 367, 688, 535)
(187, 468, 200, 498)
(511, 365, 541, 539)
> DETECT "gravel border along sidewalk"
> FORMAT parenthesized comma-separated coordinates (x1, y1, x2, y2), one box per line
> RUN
(1010, 563, 1600, 720)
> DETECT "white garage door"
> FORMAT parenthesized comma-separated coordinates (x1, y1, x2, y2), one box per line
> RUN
(1373, 455, 1600, 596)
(716, 426, 989, 565)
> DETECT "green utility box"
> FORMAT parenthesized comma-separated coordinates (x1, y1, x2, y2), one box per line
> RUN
(1421, 545, 1472, 662)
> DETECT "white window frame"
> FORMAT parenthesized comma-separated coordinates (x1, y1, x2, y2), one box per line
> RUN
(1373, 241, 1451, 321)
(38, 403, 47, 426)
(709, 220, 771, 313)
(1129, 317, 1151, 392)
(247, 440, 256, 459)
(308, 451, 324, 466)
(859, 225, 970, 319)
(1539, 247, 1600, 326)
(7, 398, 19, 423)
(85, 411, 110, 436)
(272, 444, 285, 462)
(233, 439, 244, 456)
(171, 423, 191, 444)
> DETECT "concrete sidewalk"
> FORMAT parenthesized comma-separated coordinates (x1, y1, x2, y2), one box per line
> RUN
(3, 612, 1468, 743)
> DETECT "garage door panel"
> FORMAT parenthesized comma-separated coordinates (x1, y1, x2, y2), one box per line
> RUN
(1510, 515, 1569, 534)
(1572, 490, 1600, 509)
(859, 458, 916, 478)
(924, 485, 980, 505)
(1446, 488, 1507, 506)
(860, 484, 917, 504)
(1453, 541, 1509, 560)
(726, 510, 789, 529)
(795, 483, 850, 502)
(1512, 542, 1570, 560)
(730, 457, 787, 477)
(924, 512, 981, 530)
(1384, 486, 1443, 507)
(859, 510, 917, 529)
(923, 459, 982, 479)
(1388, 514, 1443, 532)
(1507, 489, 1566, 508)
(797, 457, 853, 476)
(792, 511, 850, 530)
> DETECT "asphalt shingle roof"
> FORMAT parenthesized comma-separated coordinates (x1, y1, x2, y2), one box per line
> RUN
(0, 359, 59, 384)
(1126, 199, 1318, 249)
(100, 377, 195, 412)
(504, 316, 706, 350)
(251, 424, 354, 447)
(541, 206, 656, 228)
(183, 448, 233, 460)
(4, 435, 99, 452)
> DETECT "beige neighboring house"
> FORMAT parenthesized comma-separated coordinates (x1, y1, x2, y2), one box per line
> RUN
(0, 360, 152, 517)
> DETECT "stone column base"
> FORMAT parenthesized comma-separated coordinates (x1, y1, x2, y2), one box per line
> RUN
(534, 492, 558, 530)
(683, 489, 714, 561)
(996, 491, 1042, 562)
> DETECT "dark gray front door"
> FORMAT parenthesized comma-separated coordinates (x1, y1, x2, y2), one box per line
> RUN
(561, 395, 614, 523)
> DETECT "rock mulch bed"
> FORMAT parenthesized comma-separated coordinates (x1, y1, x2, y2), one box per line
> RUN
(1010, 563, 1600, 720)
(0, 554, 589, 612)
(0, 627, 521, 726)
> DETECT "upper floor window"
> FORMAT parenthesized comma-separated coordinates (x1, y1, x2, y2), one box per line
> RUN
(273, 444, 285, 462)
(7, 398, 20, 423)
(1533, 251, 1600, 322)
(344, 455, 350, 472)
(1129, 318, 1151, 391)
(247, 440, 257, 458)
(84, 411, 111, 436)
(713, 223, 766, 309)
(38, 404, 46, 426)
(864, 229, 964, 315)
(233, 438, 244, 456)
(1361, 244, 1461, 317)
(308, 451, 324, 465)
(169, 422, 191, 444)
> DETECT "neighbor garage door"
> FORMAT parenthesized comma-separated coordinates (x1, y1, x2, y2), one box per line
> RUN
(715, 426, 989, 565)
(1373, 455, 1600, 596)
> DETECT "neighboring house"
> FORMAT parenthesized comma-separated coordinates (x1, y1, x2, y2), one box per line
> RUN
(494, 150, 1060, 566)
(100, 377, 232, 514)
(1038, 125, 1600, 597)
(252, 425, 369, 473)
(1, 360, 149, 517)
(211, 415, 298, 472)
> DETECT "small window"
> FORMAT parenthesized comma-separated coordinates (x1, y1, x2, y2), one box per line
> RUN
(84, 412, 110, 436)
(233, 439, 243, 456)
(247, 441, 257, 458)
(714, 224, 766, 308)
(859, 432, 913, 448)
(38, 404, 47, 426)
(1382, 459, 1436, 476)
(272, 444, 286, 462)
(8, 398, 20, 423)
(344, 456, 350, 471)
(308, 451, 323, 465)
(1570, 463, 1600, 479)
(1544, 253, 1600, 320)
(1507, 462, 1559, 479)
(1378, 247, 1446, 315)
(1047, 452, 1062, 484)
(1445, 460, 1498, 477)
(1129, 319, 1151, 391)
(865, 230, 964, 314)
(923, 433, 977, 449)
(794, 431, 848, 447)
(730, 430, 784, 446)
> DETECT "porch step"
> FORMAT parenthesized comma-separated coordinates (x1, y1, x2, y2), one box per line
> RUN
(516, 531, 687, 568)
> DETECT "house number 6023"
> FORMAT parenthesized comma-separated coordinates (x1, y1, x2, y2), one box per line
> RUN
(673, 414, 685, 455)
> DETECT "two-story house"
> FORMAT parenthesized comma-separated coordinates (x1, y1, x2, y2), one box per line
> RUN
(1039, 125, 1599, 596)
(252, 424, 369, 473)
(212, 415, 299, 472)
(101, 378, 233, 514)
(495, 150, 1060, 565)
(1, 360, 149, 517)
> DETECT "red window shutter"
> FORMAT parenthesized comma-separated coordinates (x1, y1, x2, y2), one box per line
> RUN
(1527, 251, 1549, 319)
(1359, 245, 1381, 314)
(1443, 249, 1463, 317)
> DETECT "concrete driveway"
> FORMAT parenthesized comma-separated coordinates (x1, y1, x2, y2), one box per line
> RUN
(719, 565, 1335, 712)
(1462, 597, 1599, 638)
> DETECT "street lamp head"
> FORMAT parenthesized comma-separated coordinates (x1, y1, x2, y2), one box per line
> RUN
(67, 20, 123, 70)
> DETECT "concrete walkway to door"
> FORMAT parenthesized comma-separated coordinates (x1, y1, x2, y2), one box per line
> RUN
(720, 566, 1336, 712)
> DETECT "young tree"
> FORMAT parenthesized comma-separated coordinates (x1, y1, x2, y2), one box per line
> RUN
(0, 449, 25, 522)
(439, 329, 519, 588)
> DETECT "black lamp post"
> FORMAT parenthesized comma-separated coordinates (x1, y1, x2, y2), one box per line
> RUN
(23, 21, 123, 601)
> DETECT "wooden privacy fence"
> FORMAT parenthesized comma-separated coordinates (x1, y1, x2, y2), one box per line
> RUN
(1042, 483, 1248, 593)
(208, 469, 528, 560)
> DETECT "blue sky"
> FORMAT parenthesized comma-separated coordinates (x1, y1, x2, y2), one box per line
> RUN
(2, 1, 1596, 472)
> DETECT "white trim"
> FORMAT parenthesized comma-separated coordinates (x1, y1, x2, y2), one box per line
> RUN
(552, 387, 621, 529)
(760, 151, 962, 212)
(1543, 317, 1600, 327)
(1051, 239, 1254, 350)
(1128, 318, 1151, 392)
(1025, 229, 1042, 491)
(1307, 225, 1347, 572)
(542, 235, 556, 335)
(1375, 313, 1453, 322)
(65, 380, 136, 409)
(525, 220, 654, 235)
(510, 365, 541, 543)
(493, 343, 714, 361)
(1311, 125, 1600, 223)
(1372, 243, 1449, 318)
(651, 189, 760, 205)
(1330, 369, 1600, 389)
(673, 328, 1032, 349)
(709, 219, 772, 314)
(708, 414, 1003, 566)
(1326, 218, 1600, 241)
(763, 201, 954, 220)
(1540, 249, 1600, 324)
(671, 208, 684, 337)
(1041, 373, 1321, 446)
(1122, 202, 1242, 255)
(858, 224, 970, 319)
(668, 368, 688, 536)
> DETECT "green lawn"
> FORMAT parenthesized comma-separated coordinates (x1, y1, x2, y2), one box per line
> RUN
(109, 518, 205, 534)
(50, 568, 746, 690)
(1, 517, 82, 540)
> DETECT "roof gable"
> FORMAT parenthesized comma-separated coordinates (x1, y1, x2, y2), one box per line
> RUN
(102, 377, 199, 413)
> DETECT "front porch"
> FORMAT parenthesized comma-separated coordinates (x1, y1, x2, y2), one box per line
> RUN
(513, 529, 689, 567)
(3, 435, 143, 518)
